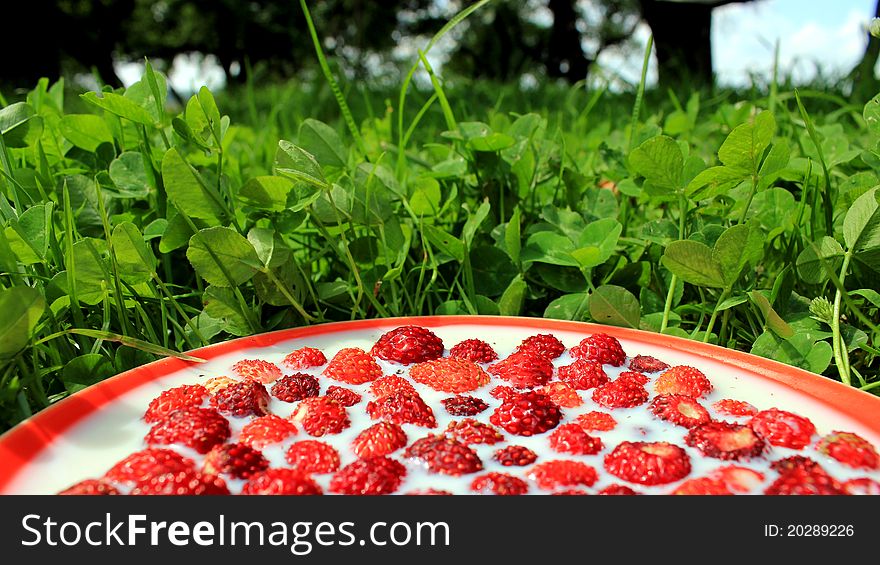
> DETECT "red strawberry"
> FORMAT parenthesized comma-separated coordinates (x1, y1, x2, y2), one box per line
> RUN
(764, 466, 845, 495)
(131, 470, 229, 495)
(370, 325, 444, 365)
(528, 460, 598, 490)
(210, 380, 270, 417)
(597, 484, 640, 495)
(516, 334, 565, 360)
(551, 489, 590, 495)
(144, 384, 208, 423)
(445, 418, 504, 445)
(471, 472, 529, 495)
(489, 390, 562, 436)
(649, 394, 711, 428)
(242, 469, 322, 495)
(231, 359, 282, 384)
(488, 351, 554, 389)
(449, 339, 498, 363)
(106, 448, 195, 483)
(685, 421, 765, 461)
(329, 456, 407, 495)
(843, 478, 880, 495)
(549, 423, 603, 455)
(145, 407, 230, 454)
(326, 386, 362, 407)
(203, 443, 269, 479)
(441, 395, 489, 416)
(58, 479, 119, 495)
(369, 375, 417, 397)
(271, 373, 320, 403)
(282, 346, 327, 370)
(290, 397, 351, 436)
(538, 382, 583, 408)
(239, 414, 298, 448)
(714, 466, 765, 492)
(628, 355, 669, 373)
(770, 455, 824, 474)
(591, 378, 648, 409)
(366, 390, 437, 428)
(409, 357, 490, 393)
(603, 441, 691, 485)
(672, 477, 733, 495)
(557, 359, 608, 390)
(617, 371, 649, 385)
(285, 440, 341, 473)
(405, 435, 483, 476)
(655, 366, 712, 398)
(749, 408, 816, 450)
(352, 421, 408, 458)
(570, 333, 626, 366)
(712, 399, 758, 417)
(406, 489, 454, 496)
(323, 347, 383, 384)
(575, 411, 617, 432)
(204, 376, 236, 394)
(489, 385, 517, 402)
(815, 431, 879, 470)
(494, 445, 538, 467)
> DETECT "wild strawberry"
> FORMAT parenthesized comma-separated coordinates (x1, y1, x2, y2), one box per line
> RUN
(204, 376, 236, 394)
(488, 351, 554, 389)
(242, 469, 323, 495)
(210, 380, 270, 417)
(203, 442, 269, 479)
(145, 407, 231, 454)
(471, 472, 529, 495)
(549, 423, 603, 455)
(352, 422, 408, 458)
(843, 478, 880, 495)
(591, 378, 648, 409)
(770, 455, 824, 474)
(570, 333, 626, 366)
(603, 441, 691, 485)
(655, 366, 712, 398)
(409, 357, 490, 393)
(815, 431, 879, 470)
(538, 382, 583, 408)
(650, 394, 711, 428)
(329, 456, 407, 495)
(239, 414, 298, 448)
(712, 399, 758, 417)
(557, 359, 608, 389)
(405, 435, 483, 476)
(323, 347, 383, 384)
(442, 395, 489, 416)
(528, 460, 598, 490)
(672, 477, 733, 495)
(575, 411, 617, 432)
(617, 371, 649, 385)
(144, 384, 208, 423)
(131, 470, 229, 495)
(685, 421, 765, 461)
(764, 466, 844, 495)
(628, 355, 669, 373)
(551, 489, 590, 495)
(449, 339, 498, 363)
(445, 418, 504, 445)
(366, 390, 437, 428)
(516, 334, 565, 360)
(326, 386, 362, 407)
(370, 325, 444, 364)
(489, 391, 562, 436)
(106, 448, 195, 483)
(370, 375, 416, 397)
(489, 385, 517, 402)
(494, 445, 538, 467)
(597, 485, 640, 495)
(58, 479, 119, 495)
(406, 489, 454, 495)
(290, 396, 351, 436)
(285, 440, 341, 473)
(282, 346, 327, 370)
(750, 408, 816, 450)
(231, 359, 282, 384)
(271, 373, 320, 403)
(672, 466, 763, 495)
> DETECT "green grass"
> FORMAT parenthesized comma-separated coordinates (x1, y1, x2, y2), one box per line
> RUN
(0, 16, 879, 432)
